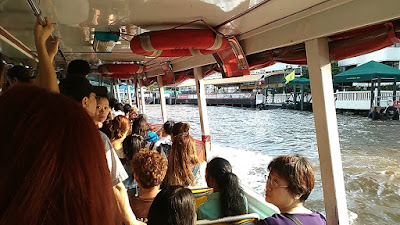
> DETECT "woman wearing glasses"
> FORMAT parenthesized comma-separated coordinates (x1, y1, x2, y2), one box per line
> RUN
(258, 155, 327, 225)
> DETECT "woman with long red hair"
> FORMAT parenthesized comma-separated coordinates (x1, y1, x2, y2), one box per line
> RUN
(0, 86, 120, 225)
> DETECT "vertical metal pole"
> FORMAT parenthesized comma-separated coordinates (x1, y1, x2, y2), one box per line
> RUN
(157, 76, 168, 123)
(134, 77, 139, 109)
(115, 79, 121, 103)
(300, 84, 304, 111)
(99, 74, 103, 86)
(127, 80, 133, 106)
(194, 67, 211, 161)
(370, 77, 375, 109)
(139, 79, 146, 114)
(393, 79, 397, 102)
(110, 78, 115, 99)
(377, 77, 381, 106)
(305, 38, 349, 225)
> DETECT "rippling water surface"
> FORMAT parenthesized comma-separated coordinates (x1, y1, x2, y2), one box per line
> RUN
(145, 104, 400, 225)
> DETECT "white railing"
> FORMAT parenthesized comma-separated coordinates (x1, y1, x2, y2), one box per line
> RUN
(176, 93, 254, 100)
(335, 91, 400, 110)
(265, 94, 312, 104)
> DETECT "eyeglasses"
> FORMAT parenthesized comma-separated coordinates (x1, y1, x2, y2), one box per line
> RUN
(264, 174, 288, 188)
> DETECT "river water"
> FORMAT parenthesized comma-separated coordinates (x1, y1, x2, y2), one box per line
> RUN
(145, 104, 400, 225)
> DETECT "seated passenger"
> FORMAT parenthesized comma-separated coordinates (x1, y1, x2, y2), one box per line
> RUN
(197, 157, 248, 220)
(0, 86, 120, 225)
(123, 103, 132, 117)
(128, 107, 139, 123)
(164, 126, 206, 187)
(113, 103, 125, 117)
(147, 186, 196, 225)
(257, 155, 327, 225)
(146, 131, 160, 150)
(154, 121, 174, 155)
(171, 121, 189, 138)
(130, 150, 168, 222)
(131, 114, 149, 138)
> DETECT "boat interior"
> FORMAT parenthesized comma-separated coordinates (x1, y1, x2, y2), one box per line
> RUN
(1, 0, 399, 83)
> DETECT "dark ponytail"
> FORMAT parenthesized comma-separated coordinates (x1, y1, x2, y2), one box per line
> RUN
(207, 158, 247, 217)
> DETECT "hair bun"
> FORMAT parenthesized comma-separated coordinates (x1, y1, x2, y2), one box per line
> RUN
(172, 122, 190, 136)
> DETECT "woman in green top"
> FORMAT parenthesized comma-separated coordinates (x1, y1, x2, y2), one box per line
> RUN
(197, 157, 248, 220)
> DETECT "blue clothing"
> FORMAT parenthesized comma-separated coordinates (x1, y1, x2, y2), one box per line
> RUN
(122, 161, 137, 191)
(197, 192, 249, 220)
(257, 210, 327, 225)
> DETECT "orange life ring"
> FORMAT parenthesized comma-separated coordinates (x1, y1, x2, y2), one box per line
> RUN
(98, 64, 146, 76)
(130, 29, 228, 57)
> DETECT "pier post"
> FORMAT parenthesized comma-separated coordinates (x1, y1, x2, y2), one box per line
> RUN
(194, 67, 211, 161)
(305, 38, 349, 225)
(127, 80, 133, 106)
(157, 76, 168, 123)
(139, 79, 146, 114)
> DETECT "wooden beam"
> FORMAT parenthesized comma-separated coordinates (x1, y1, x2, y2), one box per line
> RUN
(305, 38, 349, 225)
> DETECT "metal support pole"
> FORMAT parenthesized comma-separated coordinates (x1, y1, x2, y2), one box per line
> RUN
(110, 78, 115, 100)
(300, 84, 304, 111)
(127, 80, 133, 106)
(393, 79, 397, 102)
(305, 38, 349, 225)
(99, 74, 103, 86)
(115, 79, 121, 103)
(370, 78, 375, 109)
(377, 77, 381, 106)
(134, 77, 139, 109)
(194, 67, 211, 161)
(139, 79, 146, 114)
(157, 76, 168, 123)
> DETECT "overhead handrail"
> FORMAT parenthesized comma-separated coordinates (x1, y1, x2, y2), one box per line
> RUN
(25, 0, 67, 62)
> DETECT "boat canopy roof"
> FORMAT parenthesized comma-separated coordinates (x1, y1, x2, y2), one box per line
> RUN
(333, 61, 400, 83)
(1, 0, 400, 86)
(287, 78, 310, 85)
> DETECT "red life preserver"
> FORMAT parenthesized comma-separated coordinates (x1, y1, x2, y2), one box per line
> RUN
(98, 64, 146, 77)
(130, 29, 228, 57)
(163, 72, 194, 86)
